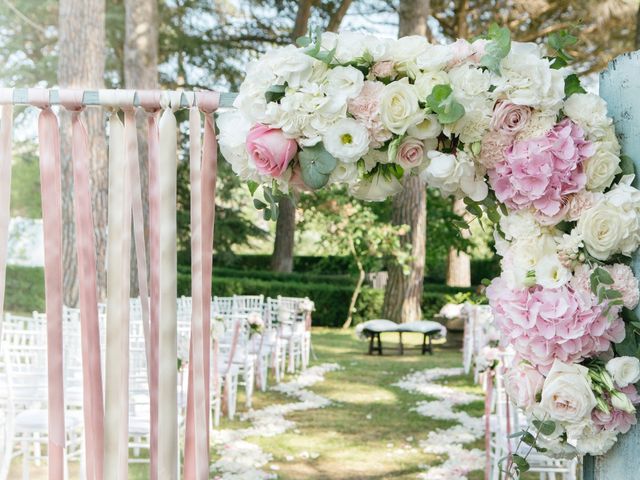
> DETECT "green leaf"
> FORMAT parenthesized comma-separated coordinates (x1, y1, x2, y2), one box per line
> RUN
(426, 84, 465, 124)
(480, 24, 511, 75)
(296, 35, 312, 47)
(548, 30, 578, 63)
(550, 56, 568, 69)
(521, 432, 536, 447)
(595, 267, 614, 285)
(253, 198, 266, 209)
(532, 419, 556, 436)
(387, 135, 406, 163)
(298, 142, 337, 189)
(508, 430, 526, 438)
(564, 74, 586, 97)
(481, 278, 492, 287)
(265, 84, 286, 104)
(247, 181, 259, 196)
(452, 219, 470, 230)
(619, 155, 635, 177)
(511, 454, 530, 473)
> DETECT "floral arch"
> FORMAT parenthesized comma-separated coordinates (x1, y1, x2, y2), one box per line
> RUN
(218, 26, 640, 467)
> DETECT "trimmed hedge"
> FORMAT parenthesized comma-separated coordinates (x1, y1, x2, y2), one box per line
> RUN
(201, 253, 499, 285)
(5, 265, 45, 313)
(179, 265, 355, 286)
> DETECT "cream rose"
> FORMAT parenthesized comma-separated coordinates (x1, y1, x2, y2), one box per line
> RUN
(396, 137, 426, 170)
(540, 360, 597, 424)
(505, 363, 545, 410)
(379, 78, 423, 135)
(606, 357, 640, 388)
(584, 145, 622, 192)
(577, 201, 626, 261)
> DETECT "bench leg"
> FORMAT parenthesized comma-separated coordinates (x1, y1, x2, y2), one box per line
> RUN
(368, 334, 374, 355)
(376, 333, 383, 355)
(422, 334, 427, 355)
(427, 335, 433, 355)
(399, 332, 404, 355)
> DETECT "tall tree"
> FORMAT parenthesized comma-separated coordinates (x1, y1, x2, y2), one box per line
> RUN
(270, 0, 313, 273)
(58, 0, 107, 305)
(124, 0, 159, 295)
(381, 0, 430, 323)
(445, 199, 471, 286)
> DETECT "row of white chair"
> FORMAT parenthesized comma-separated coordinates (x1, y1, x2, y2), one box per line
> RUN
(0, 294, 315, 479)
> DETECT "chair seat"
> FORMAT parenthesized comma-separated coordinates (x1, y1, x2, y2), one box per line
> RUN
(15, 409, 82, 433)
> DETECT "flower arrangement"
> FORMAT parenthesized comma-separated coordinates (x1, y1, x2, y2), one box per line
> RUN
(218, 24, 640, 468)
(247, 312, 265, 335)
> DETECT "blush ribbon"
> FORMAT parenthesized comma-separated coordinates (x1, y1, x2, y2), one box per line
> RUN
(0, 89, 13, 343)
(30, 88, 66, 480)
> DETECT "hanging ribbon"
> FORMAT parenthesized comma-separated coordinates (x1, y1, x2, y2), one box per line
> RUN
(0, 89, 13, 344)
(102, 90, 133, 480)
(30, 88, 65, 480)
(138, 90, 162, 480)
(484, 369, 493, 480)
(157, 92, 180, 479)
(59, 90, 104, 480)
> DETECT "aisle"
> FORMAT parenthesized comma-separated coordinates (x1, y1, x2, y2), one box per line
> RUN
(232, 328, 485, 480)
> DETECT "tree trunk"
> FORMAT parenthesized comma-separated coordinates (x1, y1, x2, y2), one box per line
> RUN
(271, 197, 296, 272)
(446, 198, 471, 287)
(270, 2, 315, 273)
(382, 0, 430, 323)
(343, 237, 365, 329)
(58, 0, 107, 305)
(636, 3, 640, 49)
(125, 0, 159, 295)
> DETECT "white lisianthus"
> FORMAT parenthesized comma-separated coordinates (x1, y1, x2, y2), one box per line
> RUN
(350, 173, 402, 201)
(420, 150, 487, 201)
(611, 391, 636, 414)
(362, 149, 389, 173)
(534, 254, 571, 289)
(323, 119, 370, 163)
(217, 111, 259, 181)
(493, 42, 565, 112)
(407, 114, 442, 140)
(413, 71, 450, 101)
(584, 142, 622, 192)
(540, 360, 597, 424)
(563, 93, 613, 139)
(379, 79, 423, 135)
(500, 234, 559, 288)
(325, 66, 365, 106)
(328, 162, 359, 185)
(606, 357, 640, 388)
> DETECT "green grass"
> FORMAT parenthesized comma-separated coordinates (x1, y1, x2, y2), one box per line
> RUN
(9, 328, 487, 479)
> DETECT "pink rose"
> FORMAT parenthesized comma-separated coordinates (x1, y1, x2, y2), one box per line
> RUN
(371, 60, 396, 79)
(246, 124, 297, 178)
(396, 137, 425, 169)
(490, 101, 532, 136)
(505, 363, 544, 410)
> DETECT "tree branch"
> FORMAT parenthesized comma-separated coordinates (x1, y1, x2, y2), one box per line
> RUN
(327, 0, 353, 32)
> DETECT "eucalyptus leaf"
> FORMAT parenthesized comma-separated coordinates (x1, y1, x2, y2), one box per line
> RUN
(479, 24, 511, 75)
(426, 84, 466, 124)
(564, 74, 586, 97)
(532, 419, 556, 436)
(265, 84, 286, 104)
(247, 181, 259, 196)
(298, 143, 337, 189)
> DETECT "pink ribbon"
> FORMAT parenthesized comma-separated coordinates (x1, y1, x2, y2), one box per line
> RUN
(59, 91, 104, 480)
(31, 88, 65, 480)
(0, 92, 13, 342)
(138, 90, 161, 480)
(484, 369, 493, 480)
(184, 91, 220, 479)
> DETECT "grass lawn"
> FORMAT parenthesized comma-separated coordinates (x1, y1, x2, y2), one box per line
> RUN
(225, 328, 486, 480)
(8, 328, 486, 479)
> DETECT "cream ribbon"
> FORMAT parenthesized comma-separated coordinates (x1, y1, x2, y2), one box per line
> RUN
(102, 89, 134, 480)
(158, 92, 179, 480)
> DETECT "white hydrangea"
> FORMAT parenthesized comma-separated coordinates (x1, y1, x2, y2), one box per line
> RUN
(563, 93, 613, 139)
(217, 110, 259, 181)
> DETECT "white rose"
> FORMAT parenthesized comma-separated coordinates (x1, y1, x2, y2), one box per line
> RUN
(413, 71, 450, 100)
(584, 143, 622, 192)
(563, 93, 612, 139)
(606, 357, 640, 388)
(540, 360, 597, 424)
(493, 42, 565, 112)
(534, 254, 571, 289)
(325, 66, 365, 104)
(217, 111, 259, 181)
(329, 162, 359, 185)
(505, 363, 545, 410)
(577, 200, 633, 261)
(323, 118, 370, 163)
(407, 114, 442, 140)
(350, 173, 402, 201)
(379, 78, 423, 135)
(416, 44, 453, 71)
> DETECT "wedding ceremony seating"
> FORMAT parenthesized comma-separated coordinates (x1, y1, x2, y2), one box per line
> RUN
(0, 294, 314, 478)
(356, 318, 447, 355)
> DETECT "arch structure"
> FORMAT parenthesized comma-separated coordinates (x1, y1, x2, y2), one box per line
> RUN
(217, 27, 640, 473)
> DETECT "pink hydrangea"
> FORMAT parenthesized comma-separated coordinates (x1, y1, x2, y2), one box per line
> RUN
(488, 119, 594, 219)
(487, 276, 625, 374)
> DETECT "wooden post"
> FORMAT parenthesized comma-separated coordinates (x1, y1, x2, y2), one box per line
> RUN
(584, 50, 640, 480)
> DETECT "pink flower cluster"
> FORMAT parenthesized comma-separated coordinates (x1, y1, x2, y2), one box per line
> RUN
(488, 119, 594, 218)
(487, 277, 625, 374)
(593, 386, 640, 434)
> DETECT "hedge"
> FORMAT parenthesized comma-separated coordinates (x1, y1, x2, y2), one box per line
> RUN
(178, 265, 355, 286)
(196, 253, 499, 285)
(5, 265, 45, 313)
